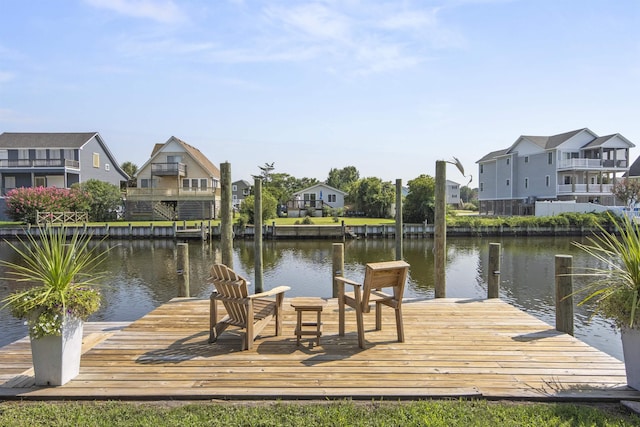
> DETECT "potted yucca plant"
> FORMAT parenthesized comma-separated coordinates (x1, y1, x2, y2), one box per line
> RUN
(573, 212, 640, 390)
(0, 226, 109, 386)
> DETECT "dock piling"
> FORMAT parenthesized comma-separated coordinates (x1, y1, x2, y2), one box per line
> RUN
(177, 243, 190, 297)
(488, 243, 501, 298)
(555, 254, 574, 336)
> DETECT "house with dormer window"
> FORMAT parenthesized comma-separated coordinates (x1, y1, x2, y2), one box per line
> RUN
(477, 128, 635, 215)
(125, 136, 221, 220)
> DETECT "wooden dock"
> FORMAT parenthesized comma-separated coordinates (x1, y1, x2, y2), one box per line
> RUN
(1, 298, 639, 401)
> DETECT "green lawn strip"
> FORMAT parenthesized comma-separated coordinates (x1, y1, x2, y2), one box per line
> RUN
(0, 400, 637, 427)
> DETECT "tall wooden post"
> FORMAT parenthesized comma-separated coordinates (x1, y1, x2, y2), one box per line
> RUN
(332, 243, 344, 298)
(488, 243, 501, 298)
(434, 160, 446, 298)
(395, 178, 403, 261)
(555, 255, 574, 336)
(177, 243, 190, 297)
(220, 162, 233, 269)
(254, 178, 264, 293)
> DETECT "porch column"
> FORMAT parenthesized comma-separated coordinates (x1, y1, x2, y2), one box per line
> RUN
(599, 172, 603, 193)
(584, 172, 588, 194)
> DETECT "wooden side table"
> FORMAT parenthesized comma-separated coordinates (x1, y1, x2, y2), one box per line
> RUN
(290, 297, 327, 347)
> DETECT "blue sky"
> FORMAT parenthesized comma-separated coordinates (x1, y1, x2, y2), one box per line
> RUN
(1, 0, 639, 186)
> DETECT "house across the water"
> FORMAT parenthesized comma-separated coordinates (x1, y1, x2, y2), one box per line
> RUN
(125, 136, 220, 221)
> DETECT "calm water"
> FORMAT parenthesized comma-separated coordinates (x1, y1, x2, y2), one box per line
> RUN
(0, 236, 622, 361)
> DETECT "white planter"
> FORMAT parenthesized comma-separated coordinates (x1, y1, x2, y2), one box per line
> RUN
(621, 327, 640, 391)
(30, 316, 84, 386)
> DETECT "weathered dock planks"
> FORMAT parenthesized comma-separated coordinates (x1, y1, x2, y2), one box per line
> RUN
(1, 298, 639, 401)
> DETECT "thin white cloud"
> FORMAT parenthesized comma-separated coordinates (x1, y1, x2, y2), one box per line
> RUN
(264, 3, 351, 42)
(260, 2, 448, 74)
(379, 10, 439, 31)
(100, 1, 464, 76)
(84, 0, 187, 24)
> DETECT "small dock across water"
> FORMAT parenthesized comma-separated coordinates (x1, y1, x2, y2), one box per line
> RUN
(1, 298, 639, 401)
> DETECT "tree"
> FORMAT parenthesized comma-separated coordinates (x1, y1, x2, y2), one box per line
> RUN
(73, 179, 123, 221)
(460, 186, 473, 204)
(326, 166, 360, 192)
(612, 178, 640, 208)
(403, 174, 436, 223)
(349, 177, 395, 218)
(239, 193, 278, 223)
(121, 161, 138, 187)
(265, 173, 320, 206)
(252, 162, 275, 184)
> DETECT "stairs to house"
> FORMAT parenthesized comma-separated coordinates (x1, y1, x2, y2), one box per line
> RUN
(153, 202, 176, 221)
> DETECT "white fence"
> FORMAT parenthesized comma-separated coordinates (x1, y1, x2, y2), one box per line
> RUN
(535, 201, 621, 217)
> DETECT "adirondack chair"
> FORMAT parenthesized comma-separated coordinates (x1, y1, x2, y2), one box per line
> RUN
(336, 260, 410, 349)
(209, 264, 290, 350)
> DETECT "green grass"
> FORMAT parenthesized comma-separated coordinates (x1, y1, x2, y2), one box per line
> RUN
(0, 400, 637, 427)
(1, 217, 396, 228)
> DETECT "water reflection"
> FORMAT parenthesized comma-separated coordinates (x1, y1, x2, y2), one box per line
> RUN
(0, 236, 622, 360)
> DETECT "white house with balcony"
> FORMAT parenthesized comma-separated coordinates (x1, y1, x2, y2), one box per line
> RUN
(125, 136, 220, 220)
(476, 128, 635, 215)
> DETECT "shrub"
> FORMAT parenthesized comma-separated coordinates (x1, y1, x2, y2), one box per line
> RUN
(5, 187, 90, 224)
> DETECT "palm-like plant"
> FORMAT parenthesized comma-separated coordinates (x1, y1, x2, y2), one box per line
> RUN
(1, 226, 110, 338)
(573, 213, 640, 329)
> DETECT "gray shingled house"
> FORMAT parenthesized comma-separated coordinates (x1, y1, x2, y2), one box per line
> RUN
(0, 132, 129, 220)
(477, 128, 635, 215)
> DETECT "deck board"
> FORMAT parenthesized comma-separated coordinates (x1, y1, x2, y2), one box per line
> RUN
(1, 298, 639, 401)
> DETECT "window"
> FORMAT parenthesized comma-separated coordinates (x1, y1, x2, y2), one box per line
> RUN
(18, 149, 29, 160)
(4, 176, 15, 190)
(200, 179, 208, 189)
(328, 194, 336, 203)
(480, 164, 484, 173)
(548, 152, 553, 165)
(524, 178, 529, 189)
(232, 185, 237, 191)
(34, 176, 46, 187)
(141, 179, 156, 188)
(182, 179, 189, 188)
(0, 150, 7, 159)
(64, 149, 75, 160)
(524, 156, 529, 163)
(35, 149, 47, 160)
(564, 176, 571, 185)
(480, 182, 484, 192)
(167, 155, 182, 163)
(506, 179, 510, 186)
(105, 164, 110, 171)
(546, 176, 550, 187)
(506, 158, 510, 165)
(49, 149, 61, 159)
(92, 153, 100, 168)
(191, 179, 199, 189)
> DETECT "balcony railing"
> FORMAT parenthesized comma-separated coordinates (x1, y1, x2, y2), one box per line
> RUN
(151, 162, 186, 176)
(0, 159, 80, 169)
(127, 188, 215, 198)
(558, 159, 628, 169)
(286, 200, 326, 209)
(557, 183, 614, 194)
